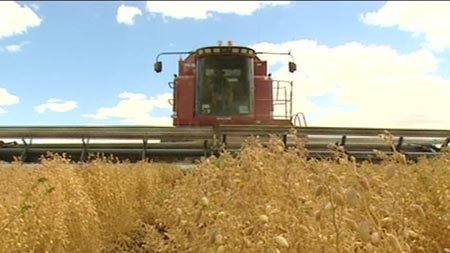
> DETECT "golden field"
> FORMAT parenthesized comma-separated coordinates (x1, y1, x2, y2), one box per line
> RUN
(0, 136, 449, 253)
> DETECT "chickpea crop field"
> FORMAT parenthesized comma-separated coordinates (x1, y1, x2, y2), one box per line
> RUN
(0, 136, 449, 253)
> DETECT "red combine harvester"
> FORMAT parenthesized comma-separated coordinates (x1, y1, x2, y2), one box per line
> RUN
(0, 41, 449, 163)
(154, 40, 298, 127)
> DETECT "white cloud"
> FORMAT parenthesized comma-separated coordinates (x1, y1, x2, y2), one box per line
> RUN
(145, 1, 290, 20)
(30, 3, 39, 11)
(250, 40, 450, 129)
(5, 44, 21, 53)
(0, 1, 42, 39)
(0, 88, 19, 105)
(4, 41, 30, 53)
(0, 87, 19, 113)
(116, 4, 143, 25)
(361, 1, 450, 51)
(35, 98, 78, 114)
(82, 92, 173, 126)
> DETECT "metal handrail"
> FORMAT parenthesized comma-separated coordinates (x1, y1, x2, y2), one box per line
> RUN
(271, 80, 293, 120)
(293, 112, 308, 127)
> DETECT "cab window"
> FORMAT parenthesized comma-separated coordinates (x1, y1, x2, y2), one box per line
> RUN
(196, 55, 253, 116)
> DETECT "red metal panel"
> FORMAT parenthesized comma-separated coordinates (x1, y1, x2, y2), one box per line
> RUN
(174, 76, 195, 126)
(179, 56, 196, 76)
(254, 60, 267, 76)
(254, 77, 273, 120)
(174, 56, 197, 126)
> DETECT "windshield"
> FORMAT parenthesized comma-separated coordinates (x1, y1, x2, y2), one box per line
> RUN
(195, 55, 254, 116)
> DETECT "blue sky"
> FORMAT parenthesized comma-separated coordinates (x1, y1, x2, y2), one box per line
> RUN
(0, 1, 449, 129)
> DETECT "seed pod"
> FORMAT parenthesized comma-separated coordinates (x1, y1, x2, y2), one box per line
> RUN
(359, 176, 370, 191)
(380, 217, 393, 228)
(243, 237, 252, 248)
(410, 204, 426, 219)
(343, 217, 358, 231)
(215, 234, 224, 245)
(404, 243, 411, 253)
(200, 197, 209, 207)
(365, 243, 375, 253)
(319, 234, 328, 243)
(402, 228, 409, 239)
(195, 209, 203, 222)
(370, 232, 380, 244)
(315, 210, 322, 221)
(333, 191, 345, 206)
(298, 196, 307, 203)
(324, 202, 333, 210)
(337, 157, 348, 165)
(343, 246, 353, 253)
(216, 245, 225, 253)
(308, 174, 321, 182)
(417, 246, 426, 253)
(275, 235, 289, 248)
(176, 208, 182, 216)
(217, 211, 226, 218)
(393, 152, 407, 165)
(357, 221, 371, 242)
(208, 230, 218, 244)
(329, 173, 341, 184)
(243, 225, 254, 236)
(314, 185, 324, 197)
(344, 188, 359, 207)
(385, 164, 396, 180)
(298, 224, 309, 233)
(386, 233, 402, 253)
(407, 229, 419, 239)
(259, 214, 269, 224)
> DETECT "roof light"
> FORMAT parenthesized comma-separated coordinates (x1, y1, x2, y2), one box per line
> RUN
(227, 40, 233, 46)
(217, 40, 223, 46)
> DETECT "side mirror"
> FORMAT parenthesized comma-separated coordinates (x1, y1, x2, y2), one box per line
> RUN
(154, 61, 162, 73)
(288, 62, 297, 73)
